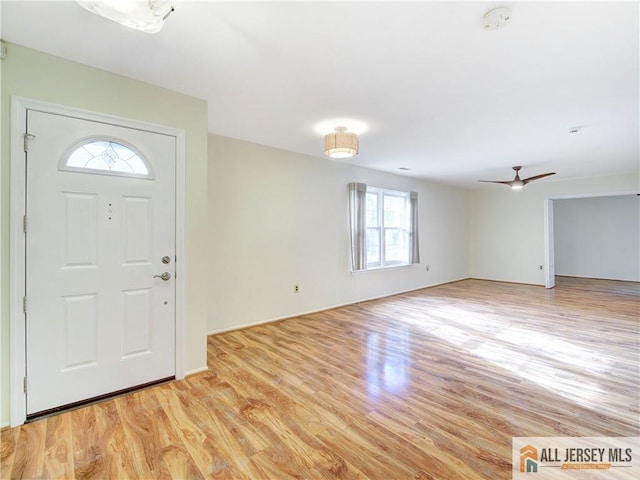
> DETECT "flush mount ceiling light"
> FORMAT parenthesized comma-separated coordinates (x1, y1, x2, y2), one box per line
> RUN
(324, 126, 359, 159)
(76, 0, 174, 34)
(482, 7, 511, 31)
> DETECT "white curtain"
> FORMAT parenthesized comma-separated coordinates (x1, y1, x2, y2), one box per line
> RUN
(409, 191, 420, 264)
(349, 182, 367, 271)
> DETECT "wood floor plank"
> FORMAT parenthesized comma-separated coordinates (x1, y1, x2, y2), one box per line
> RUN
(0, 424, 20, 479)
(114, 390, 196, 478)
(42, 413, 74, 479)
(10, 419, 47, 479)
(153, 386, 215, 477)
(71, 406, 110, 480)
(2, 277, 638, 479)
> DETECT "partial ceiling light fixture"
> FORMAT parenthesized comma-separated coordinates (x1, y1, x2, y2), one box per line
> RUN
(324, 126, 359, 159)
(76, 0, 174, 34)
(482, 7, 511, 31)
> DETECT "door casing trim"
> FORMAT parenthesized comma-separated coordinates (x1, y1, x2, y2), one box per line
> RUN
(9, 96, 187, 426)
(543, 190, 638, 289)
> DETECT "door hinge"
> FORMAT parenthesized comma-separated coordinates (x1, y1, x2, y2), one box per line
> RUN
(23, 376, 27, 394)
(23, 296, 27, 314)
(23, 133, 36, 153)
(23, 215, 27, 234)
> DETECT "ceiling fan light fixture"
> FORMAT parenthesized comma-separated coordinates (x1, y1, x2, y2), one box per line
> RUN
(510, 173, 524, 189)
(479, 166, 556, 189)
(324, 126, 359, 159)
(75, 0, 174, 34)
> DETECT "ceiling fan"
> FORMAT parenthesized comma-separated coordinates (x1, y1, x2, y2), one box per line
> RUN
(478, 166, 556, 190)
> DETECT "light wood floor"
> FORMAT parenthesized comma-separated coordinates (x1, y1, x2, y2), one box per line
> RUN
(2, 277, 638, 479)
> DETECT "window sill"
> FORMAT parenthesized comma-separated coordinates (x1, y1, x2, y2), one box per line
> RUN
(351, 263, 416, 274)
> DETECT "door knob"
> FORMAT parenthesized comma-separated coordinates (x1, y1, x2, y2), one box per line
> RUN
(153, 272, 172, 281)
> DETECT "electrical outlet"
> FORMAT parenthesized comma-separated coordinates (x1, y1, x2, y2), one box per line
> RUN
(539, 265, 544, 271)
(294, 284, 300, 293)
(426, 265, 430, 272)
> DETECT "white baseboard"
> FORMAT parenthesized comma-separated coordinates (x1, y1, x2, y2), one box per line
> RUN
(184, 366, 209, 377)
(207, 277, 469, 337)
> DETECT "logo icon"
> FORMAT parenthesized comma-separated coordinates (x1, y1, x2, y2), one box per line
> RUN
(520, 445, 538, 473)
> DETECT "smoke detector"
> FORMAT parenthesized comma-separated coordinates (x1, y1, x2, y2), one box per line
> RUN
(483, 7, 511, 31)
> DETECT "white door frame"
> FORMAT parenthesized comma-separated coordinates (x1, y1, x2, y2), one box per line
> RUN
(543, 190, 638, 289)
(10, 96, 187, 427)
(544, 197, 555, 289)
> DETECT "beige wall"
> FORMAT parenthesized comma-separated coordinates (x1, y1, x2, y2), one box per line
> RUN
(1, 44, 209, 426)
(469, 174, 639, 285)
(208, 134, 470, 333)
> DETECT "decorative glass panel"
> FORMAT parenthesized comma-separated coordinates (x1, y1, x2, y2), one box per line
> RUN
(62, 140, 152, 178)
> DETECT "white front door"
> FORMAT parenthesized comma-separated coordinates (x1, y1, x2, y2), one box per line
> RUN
(25, 109, 176, 416)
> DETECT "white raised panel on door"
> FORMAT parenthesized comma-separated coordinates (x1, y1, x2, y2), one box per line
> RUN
(121, 195, 153, 265)
(122, 288, 152, 357)
(62, 192, 98, 268)
(61, 294, 98, 370)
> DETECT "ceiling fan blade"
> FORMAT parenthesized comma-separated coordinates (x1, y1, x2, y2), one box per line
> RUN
(522, 172, 556, 184)
(478, 180, 514, 185)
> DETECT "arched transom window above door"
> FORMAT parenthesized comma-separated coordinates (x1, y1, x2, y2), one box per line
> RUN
(60, 138, 154, 179)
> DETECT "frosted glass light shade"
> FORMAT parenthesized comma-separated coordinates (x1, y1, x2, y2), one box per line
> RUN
(324, 127, 359, 159)
(76, 0, 174, 34)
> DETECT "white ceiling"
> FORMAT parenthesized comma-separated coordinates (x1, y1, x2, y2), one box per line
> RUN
(2, 1, 639, 187)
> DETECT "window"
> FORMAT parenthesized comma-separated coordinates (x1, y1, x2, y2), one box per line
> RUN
(349, 183, 419, 271)
(60, 139, 153, 179)
(366, 188, 410, 268)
